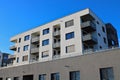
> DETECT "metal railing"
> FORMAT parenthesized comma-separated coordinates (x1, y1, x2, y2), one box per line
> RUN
(81, 21, 96, 30)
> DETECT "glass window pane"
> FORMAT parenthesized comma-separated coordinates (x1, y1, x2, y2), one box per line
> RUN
(100, 67, 114, 80)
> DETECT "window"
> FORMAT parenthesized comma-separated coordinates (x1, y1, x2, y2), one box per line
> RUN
(24, 35, 30, 41)
(100, 67, 114, 80)
(65, 20, 74, 27)
(70, 71, 80, 80)
(42, 51, 49, 58)
(103, 37, 106, 44)
(18, 47, 20, 52)
(112, 40, 115, 46)
(23, 45, 29, 51)
(43, 28, 49, 35)
(39, 74, 46, 80)
(42, 39, 49, 46)
(66, 32, 74, 40)
(16, 57, 19, 63)
(3, 56, 8, 60)
(102, 26, 105, 33)
(0, 78, 3, 80)
(66, 45, 75, 53)
(51, 73, 60, 80)
(18, 38, 21, 43)
(97, 21, 99, 24)
(100, 46, 102, 49)
(98, 33, 101, 37)
(22, 55, 28, 61)
(14, 77, 19, 80)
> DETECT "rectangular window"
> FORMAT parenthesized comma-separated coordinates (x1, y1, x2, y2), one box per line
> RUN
(51, 73, 60, 80)
(23, 45, 29, 51)
(0, 78, 3, 80)
(39, 74, 46, 80)
(66, 45, 75, 53)
(18, 38, 21, 43)
(43, 28, 49, 35)
(66, 32, 74, 40)
(42, 51, 49, 58)
(22, 55, 28, 61)
(65, 20, 74, 27)
(24, 35, 30, 41)
(42, 39, 49, 46)
(70, 71, 80, 80)
(102, 26, 105, 33)
(14, 77, 19, 80)
(103, 37, 106, 44)
(18, 47, 20, 52)
(16, 57, 19, 63)
(100, 67, 114, 80)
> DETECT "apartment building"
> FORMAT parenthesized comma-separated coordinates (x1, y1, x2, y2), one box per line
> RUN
(9, 8, 109, 66)
(105, 23, 119, 48)
(0, 51, 10, 67)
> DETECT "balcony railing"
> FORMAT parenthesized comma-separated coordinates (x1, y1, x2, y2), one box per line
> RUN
(52, 55, 60, 59)
(83, 34, 97, 45)
(31, 37, 39, 43)
(8, 55, 16, 59)
(53, 42, 60, 48)
(83, 48, 94, 54)
(10, 45, 17, 51)
(53, 30, 60, 37)
(30, 58, 39, 63)
(31, 48, 39, 54)
(81, 21, 96, 33)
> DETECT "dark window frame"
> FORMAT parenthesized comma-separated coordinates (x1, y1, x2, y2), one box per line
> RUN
(70, 71, 80, 80)
(51, 73, 60, 80)
(43, 28, 49, 35)
(42, 39, 49, 46)
(65, 19, 74, 27)
(100, 67, 114, 80)
(23, 45, 29, 51)
(66, 32, 75, 40)
(39, 74, 46, 80)
(24, 35, 30, 41)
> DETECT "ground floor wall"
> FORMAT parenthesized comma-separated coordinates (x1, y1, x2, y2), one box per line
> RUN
(0, 48, 120, 80)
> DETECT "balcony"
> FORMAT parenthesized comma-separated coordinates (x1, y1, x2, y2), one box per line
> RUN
(8, 55, 16, 59)
(53, 30, 60, 37)
(52, 55, 60, 59)
(83, 34, 97, 45)
(53, 42, 60, 49)
(31, 37, 39, 44)
(31, 48, 39, 54)
(10, 45, 17, 51)
(83, 48, 94, 54)
(10, 38, 17, 43)
(30, 58, 39, 63)
(81, 21, 96, 33)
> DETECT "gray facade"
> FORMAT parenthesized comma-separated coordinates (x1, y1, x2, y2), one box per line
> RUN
(0, 52, 9, 67)
(105, 23, 119, 48)
(0, 48, 120, 80)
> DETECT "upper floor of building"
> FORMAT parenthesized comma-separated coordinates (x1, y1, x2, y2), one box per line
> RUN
(8, 8, 118, 67)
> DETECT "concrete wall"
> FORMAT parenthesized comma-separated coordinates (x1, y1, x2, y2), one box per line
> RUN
(0, 48, 120, 80)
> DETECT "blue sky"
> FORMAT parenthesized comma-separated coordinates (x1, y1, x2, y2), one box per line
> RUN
(0, 0, 120, 54)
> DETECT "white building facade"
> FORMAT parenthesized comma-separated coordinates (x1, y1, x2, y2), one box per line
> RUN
(10, 8, 108, 66)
